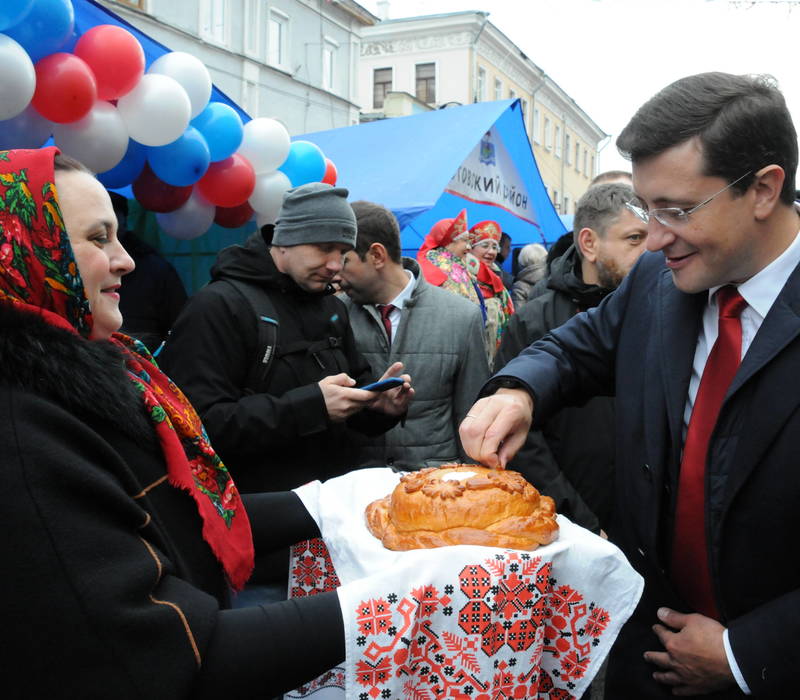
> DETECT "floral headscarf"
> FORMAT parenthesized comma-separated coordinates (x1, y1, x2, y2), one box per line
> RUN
(416, 209, 472, 288)
(0, 148, 253, 590)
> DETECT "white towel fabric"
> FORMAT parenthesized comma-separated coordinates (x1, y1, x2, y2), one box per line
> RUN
(291, 468, 643, 699)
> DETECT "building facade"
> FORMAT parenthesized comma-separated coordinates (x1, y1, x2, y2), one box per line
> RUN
(102, 0, 377, 135)
(357, 11, 607, 214)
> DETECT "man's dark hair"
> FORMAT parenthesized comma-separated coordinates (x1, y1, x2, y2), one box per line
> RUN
(590, 170, 632, 187)
(573, 183, 637, 259)
(350, 200, 402, 263)
(617, 72, 798, 205)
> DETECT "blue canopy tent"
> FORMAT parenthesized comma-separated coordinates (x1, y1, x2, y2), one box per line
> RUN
(300, 99, 566, 265)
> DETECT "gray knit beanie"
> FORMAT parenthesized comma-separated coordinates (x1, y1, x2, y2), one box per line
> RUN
(272, 182, 357, 248)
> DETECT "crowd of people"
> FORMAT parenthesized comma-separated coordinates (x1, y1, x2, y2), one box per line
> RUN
(3, 69, 799, 699)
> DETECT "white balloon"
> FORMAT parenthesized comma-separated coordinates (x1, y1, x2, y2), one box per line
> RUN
(0, 103, 52, 149)
(238, 117, 291, 174)
(0, 34, 36, 121)
(148, 51, 212, 119)
(249, 170, 291, 224)
(117, 74, 191, 147)
(156, 189, 215, 240)
(53, 101, 129, 174)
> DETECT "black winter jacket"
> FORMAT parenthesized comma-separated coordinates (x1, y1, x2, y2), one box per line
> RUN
(495, 245, 615, 533)
(160, 232, 395, 493)
(0, 302, 342, 699)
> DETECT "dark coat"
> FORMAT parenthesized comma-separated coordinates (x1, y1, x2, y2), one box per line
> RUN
(0, 302, 341, 699)
(159, 232, 394, 493)
(496, 250, 800, 698)
(496, 245, 613, 533)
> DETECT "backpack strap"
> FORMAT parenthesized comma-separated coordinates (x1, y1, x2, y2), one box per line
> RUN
(216, 279, 279, 393)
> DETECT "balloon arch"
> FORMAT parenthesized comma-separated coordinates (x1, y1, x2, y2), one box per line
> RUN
(0, 0, 339, 242)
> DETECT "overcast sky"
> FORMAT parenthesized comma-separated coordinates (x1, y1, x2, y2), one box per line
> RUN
(360, 0, 800, 179)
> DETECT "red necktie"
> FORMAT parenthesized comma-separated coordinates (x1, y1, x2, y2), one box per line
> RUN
(671, 285, 747, 619)
(377, 303, 395, 344)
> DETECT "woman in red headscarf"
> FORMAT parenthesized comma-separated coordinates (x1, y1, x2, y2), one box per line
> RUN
(416, 209, 483, 307)
(468, 220, 515, 367)
(0, 148, 344, 698)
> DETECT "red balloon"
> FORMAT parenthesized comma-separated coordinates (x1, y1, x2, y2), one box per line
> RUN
(74, 25, 145, 101)
(198, 153, 255, 208)
(215, 201, 254, 228)
(32, 53, 97, 124)
(322, 158, 338, 185)
(132, 164, 192, 213)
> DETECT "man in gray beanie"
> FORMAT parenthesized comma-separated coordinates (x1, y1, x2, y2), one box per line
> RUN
(161, 182, 413, 504)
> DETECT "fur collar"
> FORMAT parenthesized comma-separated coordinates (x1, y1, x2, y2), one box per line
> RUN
(0, 302, 154, 443)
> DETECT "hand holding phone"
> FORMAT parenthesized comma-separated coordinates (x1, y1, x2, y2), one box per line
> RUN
(359, 377, 405, 392)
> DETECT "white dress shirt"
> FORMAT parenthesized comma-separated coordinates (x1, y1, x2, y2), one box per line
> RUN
(682, 228, 800, 694)
(376, 269, 414, 343)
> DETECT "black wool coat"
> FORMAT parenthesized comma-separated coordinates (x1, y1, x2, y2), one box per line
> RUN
(0, 303, 342, 699)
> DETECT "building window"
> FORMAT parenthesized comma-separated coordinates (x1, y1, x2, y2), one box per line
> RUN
(563, 196, 569, 214)
(555, 125, 562, 158)
(521, 98, 528, 122)
(494, 78, 502, 101)
(373, 67, 392, 109)
(544, 117, 552, 150)
(533, 108, 540, 144)
(553, 189, 560, 211)
(200, 0, 229, 45)
(575, 142, 581, 171)
(565, 133, 571, 165)
(583, 149, 589, 176)
(243, 0, 260, 57)
(323, 38, 338, 91)
(509, 88, 516, 100)
(591, 155, 596, 178)
(416, 62, 436, 104)
(268, 9, 289, 68)
(477, 66, 486, 101)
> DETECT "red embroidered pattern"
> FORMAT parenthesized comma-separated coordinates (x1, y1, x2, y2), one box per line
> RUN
(290, 538, 341, 598)
(352, 551, 610, 699)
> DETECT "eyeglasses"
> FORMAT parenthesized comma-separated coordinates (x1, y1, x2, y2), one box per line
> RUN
(625, 170, 753, 227)
(474, 240, 500, 251)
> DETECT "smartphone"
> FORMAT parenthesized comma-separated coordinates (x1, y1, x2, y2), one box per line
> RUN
(359, 377, 404, 392)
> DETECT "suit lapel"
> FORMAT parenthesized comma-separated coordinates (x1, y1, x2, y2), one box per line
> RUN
(655, 269, 706, 463)
(723, 264, 800, 504)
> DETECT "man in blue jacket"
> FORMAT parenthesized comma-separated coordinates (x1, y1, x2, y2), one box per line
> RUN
(461, 72, 800, 698)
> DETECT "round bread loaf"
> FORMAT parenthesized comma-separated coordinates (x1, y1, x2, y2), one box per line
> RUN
(365, 464, 559, 551)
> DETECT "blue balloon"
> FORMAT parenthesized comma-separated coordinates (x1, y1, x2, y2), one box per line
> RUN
(147, 127, 211, 187)
(191, 102, 243, 162)
(0, 103, 52, 150)
(278, 140, 326, 187)
(98, 139, 147, 189)
(5, 0, 73, 63)
(0, 0, 34, 31)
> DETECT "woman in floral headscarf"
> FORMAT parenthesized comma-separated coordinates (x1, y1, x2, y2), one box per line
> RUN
(468, 220, 515, 368)
(416, 209, 484, 309)
(0, 148, 344, 698)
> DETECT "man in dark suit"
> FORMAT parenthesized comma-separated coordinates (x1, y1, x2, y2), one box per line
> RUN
(460, 72, 800, 698)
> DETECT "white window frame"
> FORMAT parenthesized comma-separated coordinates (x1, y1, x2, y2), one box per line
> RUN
(415, 61, 437, 105)
(323, 36, 338, 91)
(477, 67, 486, 102)
(268, 8, 290, 70)
(544, 117, 552, 151)
(575, 142, 581, 172)
(508, 88, 516, 101)
(563, 195, 569, 214)
(243, 0, 261, 58)
(565, 133, 571, 165)
(583, 149, 589, 176)
(200, 0, 230, 46)
(494, 78, 502, 101)
(555, 125, 562, 158)
(533, 108, 540, 144)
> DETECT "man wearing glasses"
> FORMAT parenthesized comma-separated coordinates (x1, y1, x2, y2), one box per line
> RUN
(460, 72, 800, 698)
